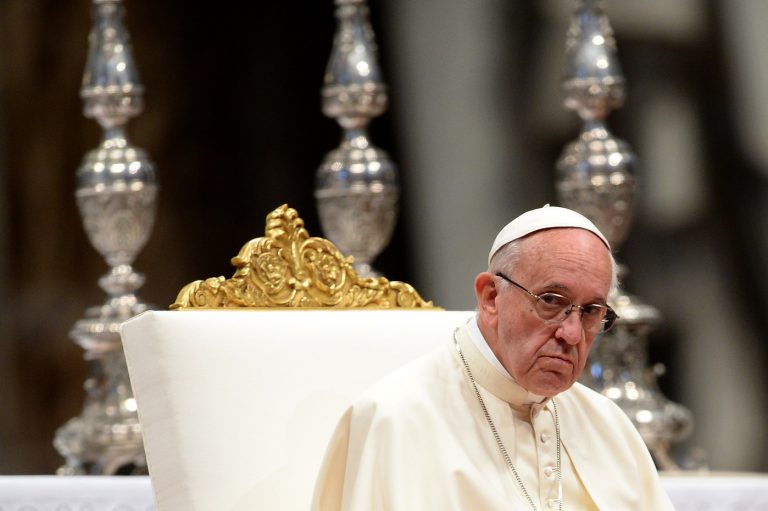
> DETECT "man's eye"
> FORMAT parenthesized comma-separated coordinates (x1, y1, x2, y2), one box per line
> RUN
(582, 304, 604, 316)
(539, 294, 567, 308)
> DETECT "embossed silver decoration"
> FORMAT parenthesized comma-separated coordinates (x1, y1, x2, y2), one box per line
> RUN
(556, 0, 695, 469)
(54, 0, 155, 475)
(315, 0, 398, 278)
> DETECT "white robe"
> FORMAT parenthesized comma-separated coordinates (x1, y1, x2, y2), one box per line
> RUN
(311, 324, 675, 510)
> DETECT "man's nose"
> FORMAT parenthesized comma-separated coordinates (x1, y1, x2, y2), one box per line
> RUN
(557, 309, 584, 345)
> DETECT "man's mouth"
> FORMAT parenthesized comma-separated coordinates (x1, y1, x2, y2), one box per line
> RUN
(539, 354, 574, 368)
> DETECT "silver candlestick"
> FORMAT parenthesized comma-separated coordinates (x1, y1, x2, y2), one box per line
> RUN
(315, 0, 398, 278)
(556, 0, 695, 470)
(54, 0, 156, 475)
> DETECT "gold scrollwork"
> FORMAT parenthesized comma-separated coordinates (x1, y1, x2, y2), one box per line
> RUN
(171, 204, 436, 309)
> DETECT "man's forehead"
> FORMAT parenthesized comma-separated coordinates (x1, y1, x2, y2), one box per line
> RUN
(516, 229, 613, 288)
(523, 227, 611, 256)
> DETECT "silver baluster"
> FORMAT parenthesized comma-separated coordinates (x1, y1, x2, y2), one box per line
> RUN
(315, 0, 398, 278)
(556, 0, 695, 469)
(54, 0, 155, 475)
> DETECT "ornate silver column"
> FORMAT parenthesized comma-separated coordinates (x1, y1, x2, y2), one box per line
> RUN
(54, 0, 156, 475)
(315, 0, 398, 278)
(556, 0, 695, 469)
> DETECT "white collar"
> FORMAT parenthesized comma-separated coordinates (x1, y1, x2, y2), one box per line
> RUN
(466, 315, 546, 405)
(467, 315, 511, 378)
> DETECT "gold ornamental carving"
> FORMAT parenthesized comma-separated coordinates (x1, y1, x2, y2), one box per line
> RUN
(171, 204, 436, 309)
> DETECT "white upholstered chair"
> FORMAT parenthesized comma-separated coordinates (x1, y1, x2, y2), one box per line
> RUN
(122, 309, 473, 510)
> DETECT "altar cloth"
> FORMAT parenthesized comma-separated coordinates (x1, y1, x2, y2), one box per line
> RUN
(0, 475, 155, 510)
(1, 473, 767, 510)
(661, 471, 768, 510)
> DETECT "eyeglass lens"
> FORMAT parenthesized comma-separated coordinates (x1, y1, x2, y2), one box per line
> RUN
(534, 294, 611, 333)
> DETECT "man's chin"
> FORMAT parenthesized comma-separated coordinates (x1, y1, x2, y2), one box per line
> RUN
(527, 370, 575, 396)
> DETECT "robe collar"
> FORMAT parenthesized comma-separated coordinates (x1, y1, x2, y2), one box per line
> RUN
(456, 322, 549, 414)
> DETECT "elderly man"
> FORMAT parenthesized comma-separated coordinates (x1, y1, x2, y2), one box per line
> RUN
(312, 205, 674, 510)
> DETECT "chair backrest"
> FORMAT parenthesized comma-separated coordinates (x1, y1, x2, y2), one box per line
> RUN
(121, 309, 474, 511)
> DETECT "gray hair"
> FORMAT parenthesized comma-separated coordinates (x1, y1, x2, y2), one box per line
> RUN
(488, 237, 619, 296)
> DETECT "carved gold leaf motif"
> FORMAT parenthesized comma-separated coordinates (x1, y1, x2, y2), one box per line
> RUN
(171, 204, 436, 309)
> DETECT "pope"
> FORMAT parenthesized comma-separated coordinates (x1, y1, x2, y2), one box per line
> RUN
(311, 205, 675, 510)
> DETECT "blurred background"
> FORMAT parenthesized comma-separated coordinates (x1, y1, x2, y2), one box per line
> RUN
(1, 0, 767, 474)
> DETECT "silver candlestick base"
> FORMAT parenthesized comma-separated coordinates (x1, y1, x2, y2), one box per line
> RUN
(55, 298, 148, 475)
(578, 268, 694, 469)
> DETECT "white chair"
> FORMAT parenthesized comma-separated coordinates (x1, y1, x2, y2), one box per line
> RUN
(122, 309, 472, 510)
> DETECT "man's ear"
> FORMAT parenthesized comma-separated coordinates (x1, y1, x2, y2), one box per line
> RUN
(474, 272, 499, 327)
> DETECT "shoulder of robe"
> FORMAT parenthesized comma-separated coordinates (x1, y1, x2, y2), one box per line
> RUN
(557, 383, 640, 435)
(348, 344, 454, 417)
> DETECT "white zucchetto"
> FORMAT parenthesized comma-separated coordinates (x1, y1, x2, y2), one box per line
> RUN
(488, 204, 610, 264)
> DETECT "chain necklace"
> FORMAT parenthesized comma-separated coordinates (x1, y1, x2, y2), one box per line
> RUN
(454, 332, 563, 511)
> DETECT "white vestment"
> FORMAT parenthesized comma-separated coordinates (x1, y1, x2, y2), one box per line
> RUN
(311, 323, 675, 510)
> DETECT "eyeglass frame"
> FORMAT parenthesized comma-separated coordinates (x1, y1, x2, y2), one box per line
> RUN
(494, 272, 618, 333)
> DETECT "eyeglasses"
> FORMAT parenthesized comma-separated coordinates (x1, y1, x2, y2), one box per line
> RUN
(495, 272, 618, 333)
